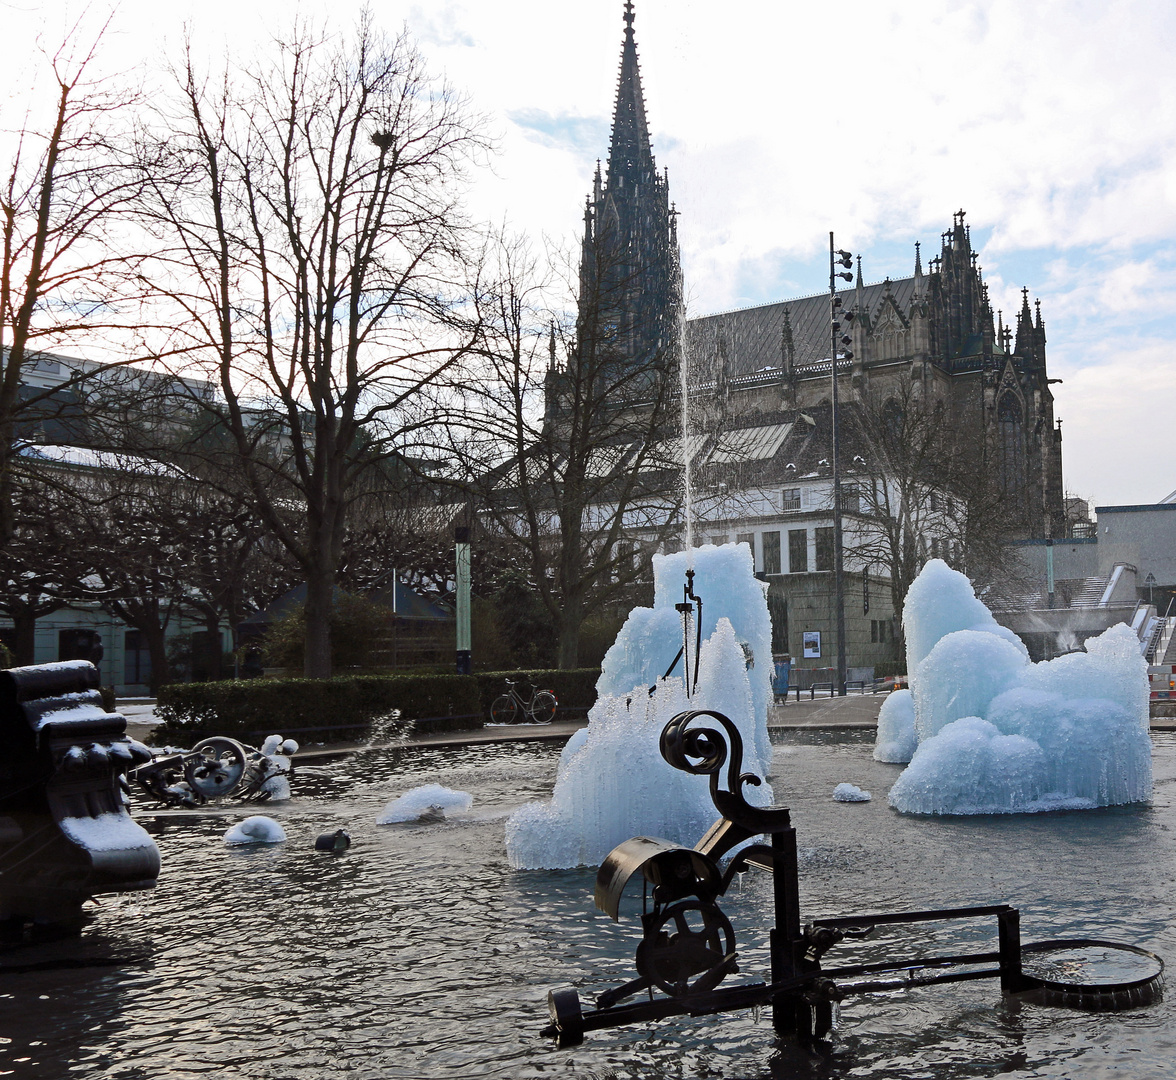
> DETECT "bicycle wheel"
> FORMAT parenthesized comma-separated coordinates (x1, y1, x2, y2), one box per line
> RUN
(490, 695, 519, 724)
(527, 691, 557, 725)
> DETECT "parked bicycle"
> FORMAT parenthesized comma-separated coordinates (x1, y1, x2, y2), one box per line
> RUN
(490, 678, 558, 725)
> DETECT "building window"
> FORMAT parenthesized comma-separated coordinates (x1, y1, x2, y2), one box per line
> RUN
(709, 534, 728, 547)
(871, 619, 889, 644)
(124, 630, 152, 685)
(815, 527, 835, 572)
(59, 628, 102, 664)
(841, 484, 860, 513)
(788, 529, 808, 573)
(762, 531, 782, 575)
(736, 532, 755, 568)
(782, 487, 801, 512)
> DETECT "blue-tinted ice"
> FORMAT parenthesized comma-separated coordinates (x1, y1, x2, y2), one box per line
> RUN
(883, 559, 1152, 814)
(506, 543, 774, 868)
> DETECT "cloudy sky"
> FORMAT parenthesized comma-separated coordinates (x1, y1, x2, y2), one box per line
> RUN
(5, 0, 1175, 508)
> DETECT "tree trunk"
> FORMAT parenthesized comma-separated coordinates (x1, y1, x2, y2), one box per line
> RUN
(556, 601, 582, 670)
(203, 611, 223, 681)
(11, 609, 36, 665)
(143, 620, 170, 697)
(303, 568, 334, 679)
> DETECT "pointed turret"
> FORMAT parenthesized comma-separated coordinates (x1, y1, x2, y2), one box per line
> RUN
(1014, 287, 1035, 359)
(912, 241, 925, 299)
(607, 1, 655, 191)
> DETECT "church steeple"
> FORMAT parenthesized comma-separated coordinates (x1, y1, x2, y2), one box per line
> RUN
(607, 1, 656, 190)
(566, 1, 682, 405)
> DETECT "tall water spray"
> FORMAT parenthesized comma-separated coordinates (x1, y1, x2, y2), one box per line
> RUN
(674, 268, 695, 555)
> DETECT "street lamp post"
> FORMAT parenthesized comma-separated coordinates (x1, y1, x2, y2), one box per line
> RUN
(829, 233, 854, 697)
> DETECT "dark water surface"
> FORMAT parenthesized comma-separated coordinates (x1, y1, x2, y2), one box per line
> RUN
(2, 731, 1175, 1079)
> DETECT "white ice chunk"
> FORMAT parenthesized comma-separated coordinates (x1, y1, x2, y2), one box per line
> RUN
(913, 629, 1029, 740)
(873, 688, 917, 763)
(506, 544, 776, 869)
(224, 815, 286, 844)
(888, 717, 1050, 814)
(833, 783, 871, 802)
(377, 784, 473, 823)
(890, 562, 1152, 815)
(596, 543, 774, 773)
(902, 558, 1028, 671)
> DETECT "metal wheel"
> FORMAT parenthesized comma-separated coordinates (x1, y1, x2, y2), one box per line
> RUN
(635, 900, 738, 998)
(527, 691, 557, 724)
(185, 737, 248, 800)
(490, 695, 519, 724)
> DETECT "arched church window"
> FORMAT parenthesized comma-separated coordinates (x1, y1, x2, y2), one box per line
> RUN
(997, 391, 1024, 496)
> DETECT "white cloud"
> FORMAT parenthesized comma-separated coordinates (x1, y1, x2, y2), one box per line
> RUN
(5, 0, 1176, 502)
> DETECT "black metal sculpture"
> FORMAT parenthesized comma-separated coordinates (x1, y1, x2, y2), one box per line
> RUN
(543, 708, 1164, 1046)
(0, 661, 160, 932)
(130, 736, 296, 808)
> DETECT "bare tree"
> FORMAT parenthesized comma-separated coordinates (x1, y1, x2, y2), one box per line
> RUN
(138, 16, 487, 677)
(844, 377, 1024, 633)
(447, 231, 683, 668)
(0, 25, 148, 548)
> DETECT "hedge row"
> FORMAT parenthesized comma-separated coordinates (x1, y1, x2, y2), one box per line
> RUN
(154, 668, 602, 747)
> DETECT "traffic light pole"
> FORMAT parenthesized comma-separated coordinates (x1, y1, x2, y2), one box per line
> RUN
(829, 233, 852, 698)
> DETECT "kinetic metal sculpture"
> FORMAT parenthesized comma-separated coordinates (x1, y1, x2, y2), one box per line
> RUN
(131, 736, 295, 808)
(0, 661, 160, 931)
(544, 708, 1164, 1046)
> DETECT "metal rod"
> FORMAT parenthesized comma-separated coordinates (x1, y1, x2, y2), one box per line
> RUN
(813, 903, 1013, 929)
(829, 232, 848, 697)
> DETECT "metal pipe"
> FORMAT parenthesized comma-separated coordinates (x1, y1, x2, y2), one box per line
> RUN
(829, 232, 848, 697)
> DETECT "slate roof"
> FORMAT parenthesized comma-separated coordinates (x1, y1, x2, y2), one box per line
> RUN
(686, 277, 919, 381)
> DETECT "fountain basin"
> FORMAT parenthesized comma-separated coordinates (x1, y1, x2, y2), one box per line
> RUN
(1, 731, 1173, 1079)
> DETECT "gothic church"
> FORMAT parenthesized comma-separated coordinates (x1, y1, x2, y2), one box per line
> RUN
(571, 2, 1066, 543)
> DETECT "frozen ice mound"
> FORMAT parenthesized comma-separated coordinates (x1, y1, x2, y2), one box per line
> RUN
(507, 544, 775, 869)
(596, 543, 774, 771)
(377, 784, 473, 824)
(873, 689, 917, 763)
(224, 815, 287, 845)
(833, 783, 871, 802)
(902, 558, 1028, 671)
(885, 560, 1151, 815)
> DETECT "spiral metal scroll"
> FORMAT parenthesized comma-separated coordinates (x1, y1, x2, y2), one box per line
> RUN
(659, 710, 792, 834)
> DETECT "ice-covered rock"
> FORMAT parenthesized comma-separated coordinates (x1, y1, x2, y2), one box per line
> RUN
(224, 815, 286, 844)
(885, 560, 1151, 815)
(833, 783, 871, 802)
(507, 544, 775, 869)
(873, 689, 917, 763)
(377, 784, 473, 824)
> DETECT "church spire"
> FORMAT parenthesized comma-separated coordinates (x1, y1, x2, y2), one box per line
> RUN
(607, 1, 655, 190)
(1014, 287, 1035, 359)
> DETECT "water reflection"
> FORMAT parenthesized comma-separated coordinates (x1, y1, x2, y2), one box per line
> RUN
(0, 735, 1171, 1078)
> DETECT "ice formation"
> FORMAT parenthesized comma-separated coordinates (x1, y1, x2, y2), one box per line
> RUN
(257, 736, 299, 801)
(883, 560, 1151, 815)
(506, 543, 775, 869)
(377, 784, 473, 824)
(224, 815, 286, 845)
(873, 689, 917, 763)
(832, 783, 871, 802)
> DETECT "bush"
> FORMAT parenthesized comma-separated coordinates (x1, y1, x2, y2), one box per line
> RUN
(155, 667, 603, 747)
(155, 673, 482, 747)
(873, 662, 908, 679)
